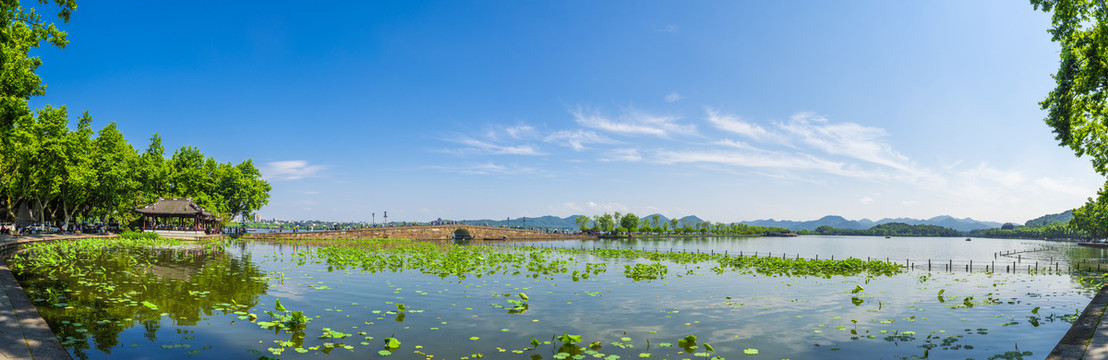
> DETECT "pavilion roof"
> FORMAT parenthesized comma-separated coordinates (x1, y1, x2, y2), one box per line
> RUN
(136, 198, 214, 219)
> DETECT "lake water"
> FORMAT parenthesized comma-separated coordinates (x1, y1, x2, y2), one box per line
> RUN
(7, 236, 1103, 360)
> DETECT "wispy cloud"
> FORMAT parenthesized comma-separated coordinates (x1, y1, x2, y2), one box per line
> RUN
(543, 130, 616, 151)
(588, 201, 631, 213)
(572, 107, 697, 138)
(455, 138, 544, 155)
(706, 108, 767, 139)
(777, 112, 912, 171)
(1034, 177, 1096, 198)
(602, 148, 643, 162)
(713, 139, 763, 151)
(665, 92, 682, 103)
(262, 160, 327, 181)
(652, 149, 857, 176)
(430, 162, 540, 176)
(505, 125, 536, 139)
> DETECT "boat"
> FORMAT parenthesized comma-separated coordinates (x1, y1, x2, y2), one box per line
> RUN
(965, 238, 971, 241)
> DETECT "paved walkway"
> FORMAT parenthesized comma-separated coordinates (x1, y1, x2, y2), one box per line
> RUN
(0, 234, 114, 360)
(1050, 285, 1108, 359)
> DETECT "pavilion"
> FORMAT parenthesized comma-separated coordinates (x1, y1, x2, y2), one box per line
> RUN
(135, 198, 221, 236)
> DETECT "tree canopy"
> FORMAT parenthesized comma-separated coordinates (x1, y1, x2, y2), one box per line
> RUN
(1033, 0, 1108, 237)
(0, 0, 270, 229)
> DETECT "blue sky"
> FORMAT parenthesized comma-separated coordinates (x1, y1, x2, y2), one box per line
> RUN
(28, 1, 1106, 224)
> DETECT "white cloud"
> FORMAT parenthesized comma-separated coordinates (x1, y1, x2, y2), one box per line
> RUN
(458, 138, 544, 155)
(602, 148, 643, 162)
(706, 108, 767, 139)
(505, 125, 536, 139)
(665, 92, 682, 103)
(572, 107, 697, 138)
(777, 112, 912, 172)
(587, 201, 631, 213)
(859, 196, 874, 205)
(652, 149, 863, 177)
(543, 130, 616, 151)
(424, 162, 541, 176)
(1034, 177, 1097, 198)
(902, 200, 919, 206)
(714, 139, 762, 151)
(262, 160, 327, 181)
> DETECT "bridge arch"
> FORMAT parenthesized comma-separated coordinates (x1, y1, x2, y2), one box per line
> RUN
(451, 227, 472, 240)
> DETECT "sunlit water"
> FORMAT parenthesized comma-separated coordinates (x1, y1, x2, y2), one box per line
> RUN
(8, 236, 1106, 360)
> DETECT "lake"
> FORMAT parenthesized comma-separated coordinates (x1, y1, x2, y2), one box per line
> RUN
(6, 236, 1103, 360)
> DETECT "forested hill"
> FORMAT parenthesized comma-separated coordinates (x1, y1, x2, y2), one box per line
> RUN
(461, 214, 706, 229)
(797, 223, 963, 237)
(742, 215, 1001, 232)
(1024, 210, 1073, 227)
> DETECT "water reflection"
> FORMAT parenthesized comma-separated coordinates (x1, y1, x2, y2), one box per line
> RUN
(11, 244, 268, 360)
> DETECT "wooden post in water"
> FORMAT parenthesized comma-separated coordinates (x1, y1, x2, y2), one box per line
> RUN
(928, 259, 931, 271)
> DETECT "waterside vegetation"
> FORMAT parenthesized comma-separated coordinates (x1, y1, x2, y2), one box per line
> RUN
(0, 0, 271, 230)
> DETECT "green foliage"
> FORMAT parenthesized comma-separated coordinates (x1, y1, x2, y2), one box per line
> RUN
(1033, 0, 1108, 235)
(619, 213, 639, 232)
(968, 221, 1087, 240)
(120, 231, 159, 240)
(801, 222, 961, 237)
(0, 0, 270, 226)
(1025, 210, 1074, 227)
(1071, 186, 1108, 238)
(261, 298, 311, 331)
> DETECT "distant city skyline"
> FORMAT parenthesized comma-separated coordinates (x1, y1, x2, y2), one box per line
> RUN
(31, 1, 1104, 224)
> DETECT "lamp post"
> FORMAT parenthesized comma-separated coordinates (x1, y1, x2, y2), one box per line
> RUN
(384, 211, 388, 227)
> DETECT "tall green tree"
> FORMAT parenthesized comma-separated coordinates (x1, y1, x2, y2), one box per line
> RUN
(92, 122, 138, 223)
(619, 213, 639, 232)
(58, 110, 96, 228)
(1033, 0, 1108, 237)
(0, 0, 76, 221)
(597, 213, 615, 232)
(574, 215, 591, 231)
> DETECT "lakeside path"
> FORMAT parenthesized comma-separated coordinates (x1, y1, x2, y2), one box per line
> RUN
(0, 234, 116, 360)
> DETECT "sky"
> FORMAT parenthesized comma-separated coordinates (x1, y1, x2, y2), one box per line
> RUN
(25, 1, 1107, 224)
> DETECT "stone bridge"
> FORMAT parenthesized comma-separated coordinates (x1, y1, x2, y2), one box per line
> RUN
(242, 224, 593, 241)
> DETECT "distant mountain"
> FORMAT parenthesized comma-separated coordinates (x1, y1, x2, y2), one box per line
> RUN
(461, 215, 580, 229)
(454, 214, 1001, 232)
(455, 214, 710, 230)
(1024, 210, 1074, 227)
(742, 215, 1001, 232)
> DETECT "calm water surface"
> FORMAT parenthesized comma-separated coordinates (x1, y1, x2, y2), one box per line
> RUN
(8, 236, 1104, 360)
